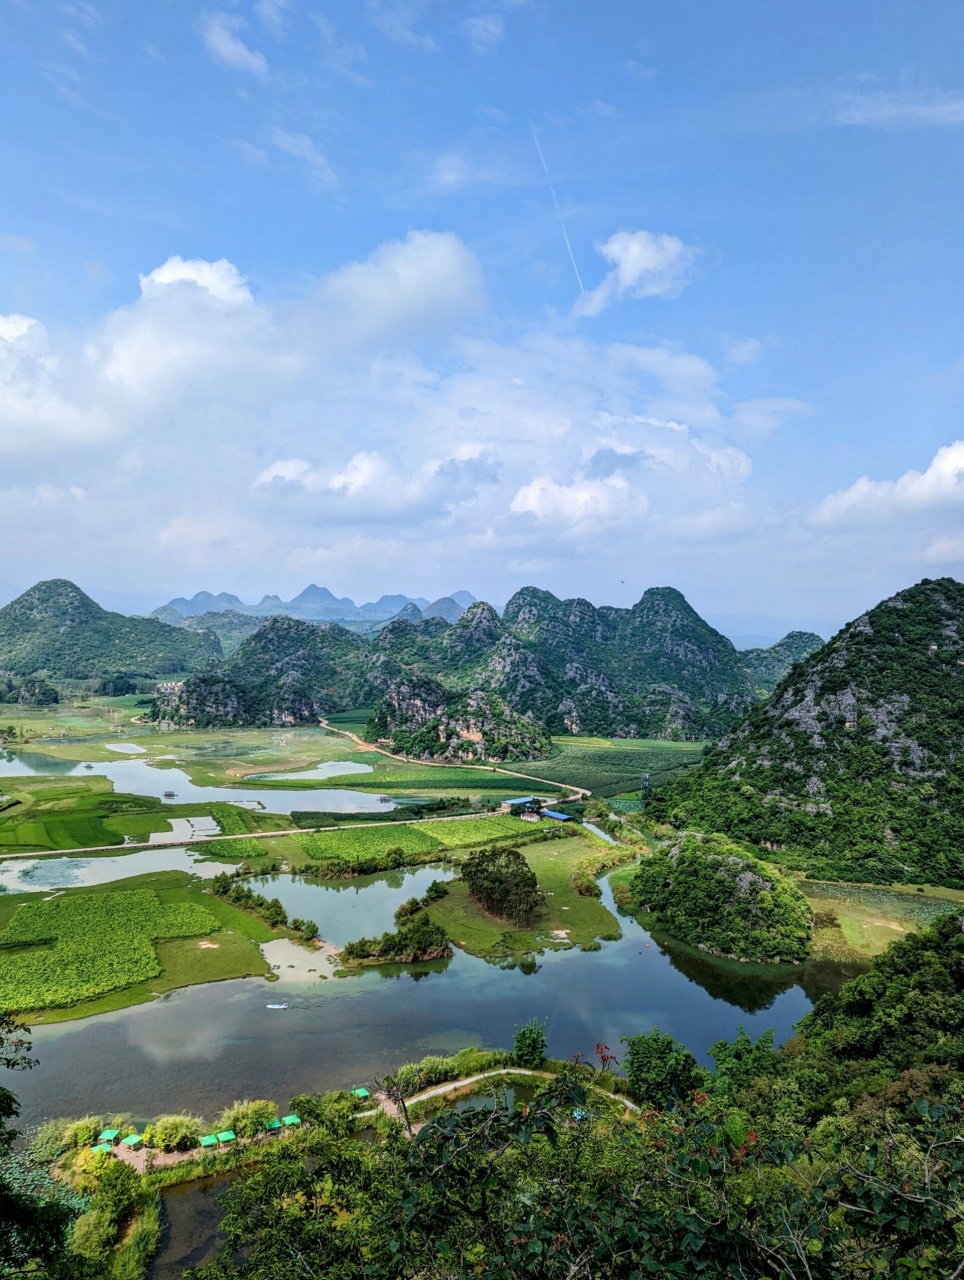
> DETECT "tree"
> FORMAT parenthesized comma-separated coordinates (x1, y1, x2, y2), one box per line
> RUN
(620, 1027, 708, 1107)
(513, 1018, 547, 1069)
(463, 846, 541, 926)
(0, 1013, 91, 1278)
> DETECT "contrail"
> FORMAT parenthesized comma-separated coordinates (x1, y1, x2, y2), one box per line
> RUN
(529, 121, 585, 296)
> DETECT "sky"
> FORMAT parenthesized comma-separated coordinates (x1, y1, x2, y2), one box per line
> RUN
(2, 1, 964, 642)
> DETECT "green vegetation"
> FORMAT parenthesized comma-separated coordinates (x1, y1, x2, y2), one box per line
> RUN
(215, 1099, 279, 1138)
(512, 1019, 546, 1069)
(462, 845, 541, 926)
(159, 582, 818, 743)
(0, 578, 218, 678)
(652, 577, 964, 888)
(413, 814, 538, 847)
(425, 834, 621, 958)
(527, 736, 704, 796)
(175, 914, 964, 1279)
(628, 832, 813, 963)
(0, 888, 218, 1011)
(0, 871, 274, 1022)
(621, 1027, 707, 1107)
(341, 915, 451, 966)
(204, 803, 268, 860)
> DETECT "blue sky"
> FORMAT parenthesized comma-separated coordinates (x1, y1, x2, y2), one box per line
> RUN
(2, 0, 964, 641)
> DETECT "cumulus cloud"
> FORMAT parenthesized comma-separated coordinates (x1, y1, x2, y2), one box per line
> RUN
(574, 230, 699, 318)
(138, 256, 253, 305)
(200, 12, 268, 77)
(815, 441, 964, 524)
(511, 474, 630, 525)
(0, 228, 836, 611)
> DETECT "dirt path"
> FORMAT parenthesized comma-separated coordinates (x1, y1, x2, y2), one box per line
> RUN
(319, 720, 590, 801)
(359, 1068, 639, 1127)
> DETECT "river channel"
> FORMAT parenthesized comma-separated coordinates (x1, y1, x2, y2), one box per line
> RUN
(9, 851, 836, 1129)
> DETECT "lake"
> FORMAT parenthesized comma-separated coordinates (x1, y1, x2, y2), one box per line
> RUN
(13, 868, 831, 1130)
(0, 749, 394, 814)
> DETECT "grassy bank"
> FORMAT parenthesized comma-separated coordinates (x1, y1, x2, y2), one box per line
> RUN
(424, 833, 621, 959)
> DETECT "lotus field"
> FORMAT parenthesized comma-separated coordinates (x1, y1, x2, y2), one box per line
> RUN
(0, 889, 218, 1011)
(297, 814, 543, 866)
(413, 815, 537, 848)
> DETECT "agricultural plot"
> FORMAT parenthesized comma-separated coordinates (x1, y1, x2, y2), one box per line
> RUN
(525, 738, 704, 797)
(414, 815, 537, 848)
(0, 889, 218, 1011)
(297, 824, 443, 863)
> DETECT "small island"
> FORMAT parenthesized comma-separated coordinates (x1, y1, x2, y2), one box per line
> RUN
(628, 832, 813, 964)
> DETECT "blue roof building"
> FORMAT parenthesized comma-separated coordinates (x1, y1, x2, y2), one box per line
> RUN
(541, 809, 573, 822)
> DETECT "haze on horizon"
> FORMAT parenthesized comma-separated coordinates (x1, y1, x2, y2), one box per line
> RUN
(2, 1, 964, 640)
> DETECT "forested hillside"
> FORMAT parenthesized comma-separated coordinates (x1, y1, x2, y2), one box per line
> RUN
(158, 585, 815, 743)
(651, 577, 964, 886)
(0, 580, 220, 679)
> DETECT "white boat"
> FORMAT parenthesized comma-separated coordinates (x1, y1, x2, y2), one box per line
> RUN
(265, 1002, 289, 1010)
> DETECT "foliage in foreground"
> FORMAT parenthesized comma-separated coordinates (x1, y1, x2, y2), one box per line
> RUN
(630, 831, 814, 963)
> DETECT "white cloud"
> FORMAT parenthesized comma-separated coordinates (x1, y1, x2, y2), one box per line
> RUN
(574, 229, 699, 318)
(815, 441, 964, 524)
(837, 89, 964, 129)
(729, 397, 811, 435)
(511, 474, 630, 525)
(721, 335, 763, 365)
(200, 12, 268, 77)
(0, 230, 841, 612)
(255, 0, 290, 37)
(461, 14, 504, 55)
(312, 15, 370, 85)
(271, 129, 337, 186)
(138, 256, 253, 306)
(364, 0, 436, 51)
(920, 532, 964, 564)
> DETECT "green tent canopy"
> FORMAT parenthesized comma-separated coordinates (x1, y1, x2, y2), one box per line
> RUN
(121, 1133, 142, 1148)
(264, 1118, 283, 1131)
(91, 1143, 113, 1155)
(282, 1114, 301, 1126)
(97, 1129, 120, 1143)
(217, 1130, 236, 1144)
(351, 1088, 370, 1100)
(199, 1134, 218, 1148)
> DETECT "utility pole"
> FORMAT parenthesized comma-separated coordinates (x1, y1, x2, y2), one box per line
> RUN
(640, 771, 650, 811)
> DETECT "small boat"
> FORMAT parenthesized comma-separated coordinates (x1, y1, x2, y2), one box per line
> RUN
(84, 763, 94, 770)
(163, 790, 176, 799)
(266, 1002, 289, 1010)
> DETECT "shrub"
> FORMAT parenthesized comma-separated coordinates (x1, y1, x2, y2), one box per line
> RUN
(462, 847, 541, 926)
(70, 1207, 116, 1263)
(621, 1028, 709, 1108)
(513, 1019, 547, 1070)
(28, 1117, 72, 1164)
(143, 1114, 202, 1152)
(62, 1116, 102, 1150)
(288, 1091, 359, 1137)
(216, 1099, 279, 1139)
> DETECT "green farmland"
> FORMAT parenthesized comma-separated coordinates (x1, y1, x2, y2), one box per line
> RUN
(0, 871, 276, 1019)
(523, 736, 705, 797)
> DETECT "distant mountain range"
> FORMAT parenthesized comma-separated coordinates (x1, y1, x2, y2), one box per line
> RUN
(156, 585, 824, 754)
(152, 586, 476, 624)
(650, 577, 964, 887)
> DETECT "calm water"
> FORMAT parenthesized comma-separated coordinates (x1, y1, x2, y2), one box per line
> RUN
(14, 875, 823, 1128)
(0, 846, 231, 893)
(0, 750, 393, 814)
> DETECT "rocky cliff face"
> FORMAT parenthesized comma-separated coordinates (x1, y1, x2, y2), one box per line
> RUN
(650, 578, 964, 887)
(367, 675, 551, 762)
